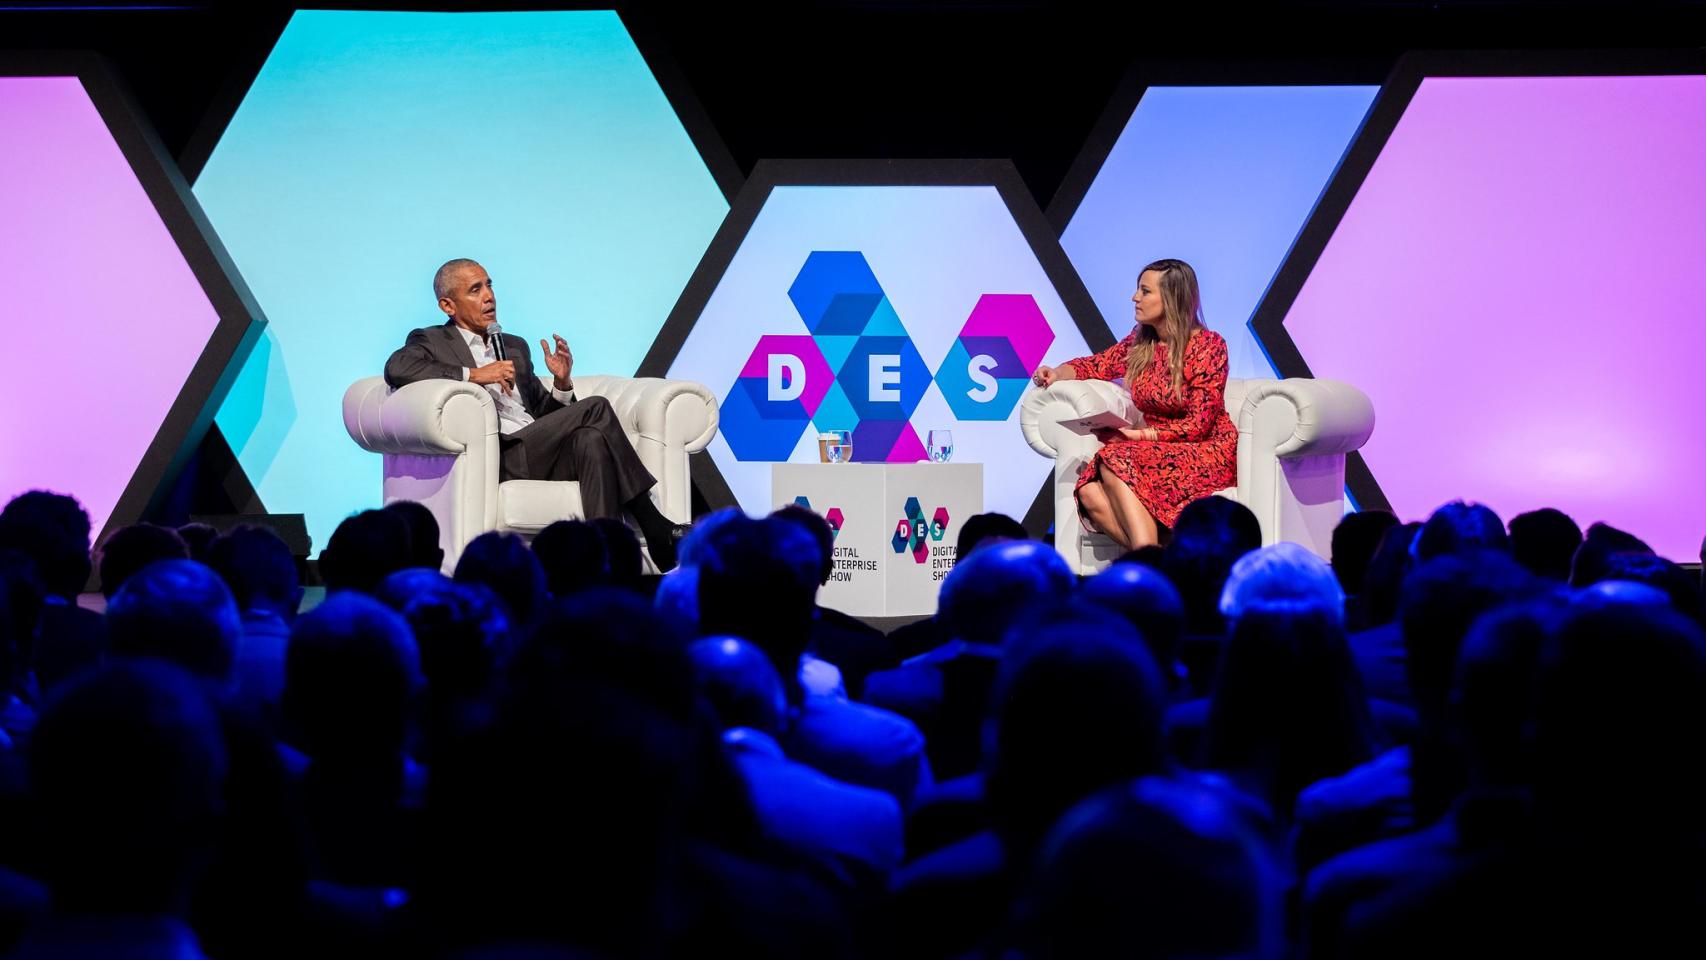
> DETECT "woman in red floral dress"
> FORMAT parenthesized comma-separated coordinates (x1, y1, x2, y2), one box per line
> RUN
(1032, 259, 1237, 549)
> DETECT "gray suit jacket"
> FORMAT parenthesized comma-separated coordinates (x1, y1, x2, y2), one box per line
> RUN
(384, 320, 566, 421)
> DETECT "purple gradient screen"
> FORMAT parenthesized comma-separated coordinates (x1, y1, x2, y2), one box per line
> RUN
(0, 77, 222, 536)
(1285, 76, 1706, 560)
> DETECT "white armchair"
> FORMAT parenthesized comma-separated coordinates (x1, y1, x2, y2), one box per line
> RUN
(1020, 377, 1374, 574)
(343, 374, 719, 572)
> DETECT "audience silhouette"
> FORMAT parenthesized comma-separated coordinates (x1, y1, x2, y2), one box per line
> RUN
(0, 485, 1701, 957)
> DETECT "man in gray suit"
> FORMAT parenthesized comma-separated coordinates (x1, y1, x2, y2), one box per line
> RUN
(384, 258, 683, 570)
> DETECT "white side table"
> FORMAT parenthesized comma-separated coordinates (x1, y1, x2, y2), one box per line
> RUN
(773, 462, 984, 617)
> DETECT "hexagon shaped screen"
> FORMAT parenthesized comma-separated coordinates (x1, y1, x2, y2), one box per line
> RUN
(664, 185, 1094, 520)
(0, 76, 229, 537)
(193, 10, 728, 548)
(1278, 75, 1706, 560)
(1061, 86, 1377, 380)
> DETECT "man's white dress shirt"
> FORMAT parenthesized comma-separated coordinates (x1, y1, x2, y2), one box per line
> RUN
(455, 326, 576, 436)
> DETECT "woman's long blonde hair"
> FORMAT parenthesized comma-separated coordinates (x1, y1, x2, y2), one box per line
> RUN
(1125, 258, 1206, 397)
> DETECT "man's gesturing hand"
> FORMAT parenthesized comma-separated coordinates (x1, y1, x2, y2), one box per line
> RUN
(540, 334, 574, 390)
(470, 360, 517, 394)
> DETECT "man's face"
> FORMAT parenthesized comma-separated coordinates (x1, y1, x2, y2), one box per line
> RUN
(439, 263, 496, 335)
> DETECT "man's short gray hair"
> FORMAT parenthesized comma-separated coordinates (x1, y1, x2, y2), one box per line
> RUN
(433, 258, 482, 301)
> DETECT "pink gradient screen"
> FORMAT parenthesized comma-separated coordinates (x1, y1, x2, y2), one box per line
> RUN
(0, 77, 222, 536)
(1284, 75, 1706, 560)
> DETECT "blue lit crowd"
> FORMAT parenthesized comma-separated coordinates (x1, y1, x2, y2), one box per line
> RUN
(0, 489, 1702, 958)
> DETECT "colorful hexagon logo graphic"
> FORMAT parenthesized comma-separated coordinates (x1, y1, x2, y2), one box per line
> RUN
(651, 162, 1106, 522)
(1, 64, 263, 540)
(934, 294, 1054, 421)
(192, 9, 731, 548)
(789, 251, 887, 336)
(892, 497, 932, 564)
(1253, 57, 1706, 560)
(791, 496, 844, 539)
(724, 335, 833, 461)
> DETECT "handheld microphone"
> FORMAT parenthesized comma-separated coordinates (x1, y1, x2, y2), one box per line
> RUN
(487, 323, 514, 391)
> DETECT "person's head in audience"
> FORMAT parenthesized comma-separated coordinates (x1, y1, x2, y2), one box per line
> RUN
(1205, 599, 1379, 816)
(771, 503, 835, 587)
(1163, 516, 1256, 638)
(29, 660, 227, 916)
(425, 589, 697, 953)
(1403, 550, 1545, 722)
(97, 522, 189, 599)
(1400, 550, 1547, 820)
(676, 507, 744, 570)
(205, 525, 301, 622)
(1508, 507, 1582, 581)
(1116, 544, 1168, 569)
(1568, 520, 1652, 587)
(319, 508, 412, 594)
(955, 512, 1028, 562)
(988, 607, 1167, 859)
(454, 530, 548, 626)
(1593, 552, 1705, 626)
(652, 508, 747, 633)
(687, 636, 787, 736)
(0, 550, 44, 691)
(1360, 520, 1422, 628)
(106, 559, 241, 684)
(1535, 595, 1706, 834)
(1174, 496, 1262, 555)
(1081, 561, 1186, 692)
(532, 519, 609, 596)
(378, 568, 511, 692)
(591, 516, 644, 586)
(1219, 542, 1345, 628)
(698, 515, 821, 701)
(937, 539, 1074, 647)
(0, 490, 92, 600)
(174, 522, 218, 565)
(378, 569, 510, 757)
(1332, 510, 1398, 596)
(383, 499, 445, 571)
(284, 591, 420, 767)
(1451, 598, 1565, 794)
(1026, 776, 1282, 960)
(1414, 500, 1509, 562)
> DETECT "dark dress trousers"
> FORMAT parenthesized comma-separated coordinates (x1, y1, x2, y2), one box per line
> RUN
(384, 321, 656, 519)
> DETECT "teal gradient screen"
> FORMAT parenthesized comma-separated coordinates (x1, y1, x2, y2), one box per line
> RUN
(194, 10, 727, 547)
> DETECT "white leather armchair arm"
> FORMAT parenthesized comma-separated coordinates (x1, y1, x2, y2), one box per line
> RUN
(1236, 378, 1374, 459)
(574, 376, 718, 523)
(344, 377, 497, 456)
(575, 376, 719, 453)
(1237, 378, 1374, 556)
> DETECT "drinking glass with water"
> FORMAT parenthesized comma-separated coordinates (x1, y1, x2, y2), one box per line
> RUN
(927, 430, 954, 463)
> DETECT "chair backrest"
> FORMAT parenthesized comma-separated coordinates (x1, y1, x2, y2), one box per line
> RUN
(1224, 378, 1252, 419)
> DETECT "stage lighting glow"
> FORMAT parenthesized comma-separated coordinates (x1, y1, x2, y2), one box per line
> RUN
(1061, 85, 1377, 380)
(1280, 75, 1706, 559)
(193, 10, 728, 548)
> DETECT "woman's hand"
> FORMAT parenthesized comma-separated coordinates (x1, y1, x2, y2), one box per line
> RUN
(1093, 426, 1158, 444)
(1032, 365, 1057, 388)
